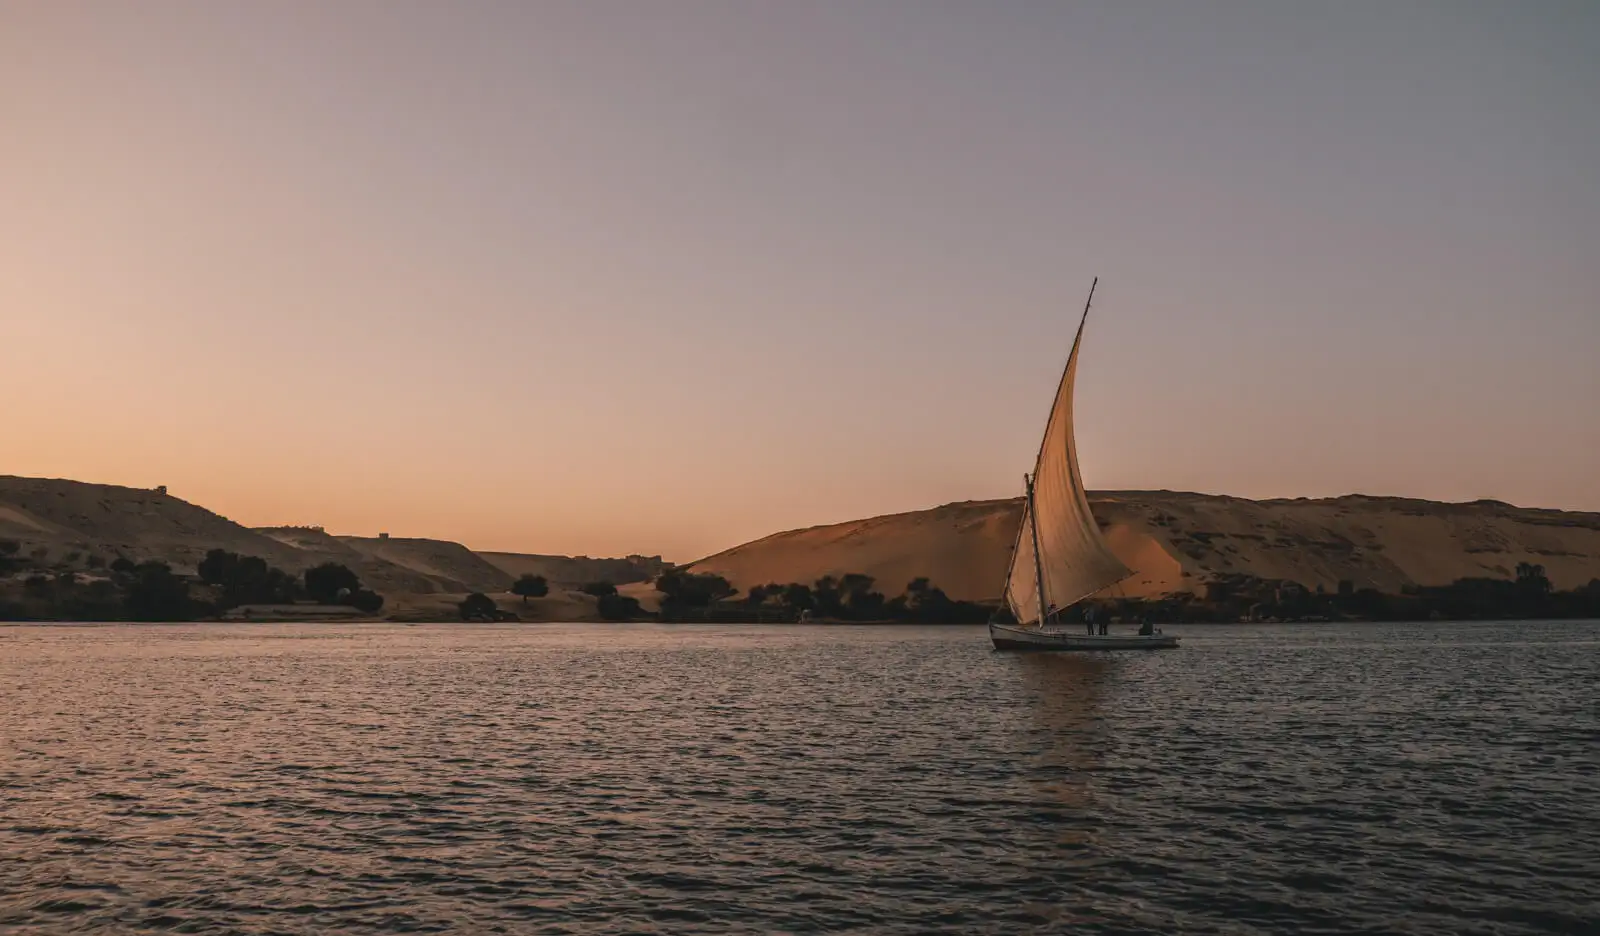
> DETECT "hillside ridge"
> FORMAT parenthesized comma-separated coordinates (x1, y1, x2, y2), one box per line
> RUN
(688, 491, 1600, 602)
(6, 476, 1598, 610)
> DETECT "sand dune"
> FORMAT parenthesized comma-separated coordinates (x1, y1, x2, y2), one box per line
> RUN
(690, 492, 1600, 602)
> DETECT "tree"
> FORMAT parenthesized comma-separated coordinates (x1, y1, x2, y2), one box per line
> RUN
(838, 573, 884, 618)
(198, 548, 240, 586)
(781, 583, 814, 612)
(123, 561, 194, 622)
(110, 556, 137, 575)
(199, 548, 301, 607)
(459, 592, 498, 621)
(745, 584, 771, 607)
(511, 574, 549, 604)
(1515, 562, 1552, 595)
(812, 576, 842, 616)
(906, 583, 955, 621)
(581, 581, 618, 598)
(656, 571, 735, 609)
(305, 563, 362, 604)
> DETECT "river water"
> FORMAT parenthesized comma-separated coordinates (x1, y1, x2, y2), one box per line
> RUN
(1, 621, 1595, 934)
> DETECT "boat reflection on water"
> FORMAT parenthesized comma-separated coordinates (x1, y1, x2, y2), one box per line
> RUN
(1005, 653, 1120, 925)
(1013, 652, 1115, 821)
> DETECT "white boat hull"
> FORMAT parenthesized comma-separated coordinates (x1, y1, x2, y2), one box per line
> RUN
(989, 622, 1179, 652)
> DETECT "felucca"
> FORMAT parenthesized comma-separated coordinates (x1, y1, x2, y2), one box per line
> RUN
(988, 280, 1179, 651)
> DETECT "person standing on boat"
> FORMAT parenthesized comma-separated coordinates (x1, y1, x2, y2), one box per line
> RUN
(1084, 605, 1095, 636)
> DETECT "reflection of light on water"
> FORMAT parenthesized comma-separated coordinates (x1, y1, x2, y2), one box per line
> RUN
(1013, 654, 1115, 847)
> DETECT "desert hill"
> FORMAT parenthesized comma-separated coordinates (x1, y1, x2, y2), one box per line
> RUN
(1, 476, 311, 576)
(689, 492, 1600, 602)
(0, 476, 668, 617)
(4, 477, 560, 599)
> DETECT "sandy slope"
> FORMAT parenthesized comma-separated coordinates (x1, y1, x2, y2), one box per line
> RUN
(690, 492, 1600, 602)
(336, 536, 512, 594)
(254, 527, 445, 594)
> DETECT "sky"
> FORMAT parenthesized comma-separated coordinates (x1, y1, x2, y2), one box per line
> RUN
(3, 1, 1597, 561)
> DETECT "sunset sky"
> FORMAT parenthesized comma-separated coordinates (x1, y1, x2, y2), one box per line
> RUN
(3, 2, 1597, 561)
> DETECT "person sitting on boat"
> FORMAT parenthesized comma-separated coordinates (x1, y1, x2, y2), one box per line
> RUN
(1138, 618, 1154, 637)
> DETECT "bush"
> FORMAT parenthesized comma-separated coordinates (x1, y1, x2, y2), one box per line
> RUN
(459, 592, 498, 621)
(305, 563, 362, 604)
(347, 589, 385, 614)
(597, 593, 641, 621)
(581, 581, 617, 598)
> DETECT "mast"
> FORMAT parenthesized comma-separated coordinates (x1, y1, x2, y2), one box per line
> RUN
(1025, 473, 1048, 628)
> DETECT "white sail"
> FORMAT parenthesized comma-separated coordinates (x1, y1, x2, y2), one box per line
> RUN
(1004, 284, 1131, 626)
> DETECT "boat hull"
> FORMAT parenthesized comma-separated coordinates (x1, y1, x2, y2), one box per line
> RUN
(989, 622, 1179, 651)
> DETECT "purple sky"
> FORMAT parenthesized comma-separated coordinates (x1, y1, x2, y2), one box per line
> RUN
(3, 1, 1597, 560)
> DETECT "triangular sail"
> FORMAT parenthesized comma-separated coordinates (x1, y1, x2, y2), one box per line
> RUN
(1004, 282, 1131, 626)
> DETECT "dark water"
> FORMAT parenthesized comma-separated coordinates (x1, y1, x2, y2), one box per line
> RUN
(2, 622, 1596, 934)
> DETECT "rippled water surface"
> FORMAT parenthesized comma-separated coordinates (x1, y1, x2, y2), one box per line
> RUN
(2, 621, 1597, 934)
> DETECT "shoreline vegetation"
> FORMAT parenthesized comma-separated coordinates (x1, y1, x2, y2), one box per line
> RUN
(3, 538, 1597, 624)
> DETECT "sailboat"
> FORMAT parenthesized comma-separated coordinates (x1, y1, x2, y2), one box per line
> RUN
(988, 279, 1179, 651)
